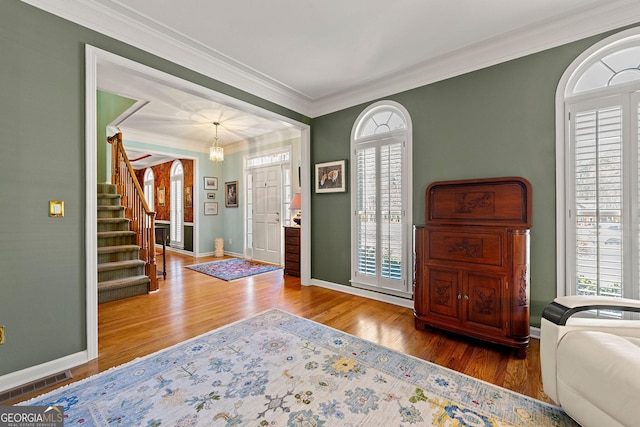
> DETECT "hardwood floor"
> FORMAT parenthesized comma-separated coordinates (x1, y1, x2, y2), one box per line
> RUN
(7, 251, 552, 405)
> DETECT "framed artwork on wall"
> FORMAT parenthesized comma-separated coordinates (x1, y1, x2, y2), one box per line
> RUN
(225, 181, 238, 207)
(158, 186, 166, 206)
(185, 186, 193, 208)
(204, 202, 218, 215)
(204, 176, 218, 190)
(315, 160, 346, 193)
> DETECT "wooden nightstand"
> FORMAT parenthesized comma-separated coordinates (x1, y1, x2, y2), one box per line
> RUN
(284, 226, 300, 277)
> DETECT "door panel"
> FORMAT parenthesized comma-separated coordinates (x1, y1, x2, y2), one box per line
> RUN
(252, 166, 282, 264)
(464, 272, 504, 330)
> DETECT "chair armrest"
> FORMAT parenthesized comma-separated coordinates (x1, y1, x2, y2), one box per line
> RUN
(542, 296, 640, 325)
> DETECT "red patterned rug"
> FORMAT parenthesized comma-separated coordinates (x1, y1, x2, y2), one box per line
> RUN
(186, 258, 281, 281)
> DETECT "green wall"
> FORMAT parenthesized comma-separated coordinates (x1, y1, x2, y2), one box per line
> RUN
(311, 27, 634, 327)
(97, 91, 136, 183)
(0, 0, 307, 377)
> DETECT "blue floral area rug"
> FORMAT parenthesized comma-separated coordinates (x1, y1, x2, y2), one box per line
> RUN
(21, 310, 577, 426)
(186, 258, 281, 281)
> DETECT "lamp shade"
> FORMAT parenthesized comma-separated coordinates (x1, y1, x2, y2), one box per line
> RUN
(209, 145, 224, 162)
(290, 193, 301, 210)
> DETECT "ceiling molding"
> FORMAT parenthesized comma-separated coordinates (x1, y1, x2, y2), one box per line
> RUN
(118, 124, 301, 157)
(119, 127, 208, 154)
(22, 0, 314, 116)
(23, 0, 640, 118)
(310, 0, 640, 116)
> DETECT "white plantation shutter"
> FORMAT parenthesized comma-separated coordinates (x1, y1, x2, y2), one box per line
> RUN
(379, 141, 403, 280)
(571, 103, 624, 297)
(351, 102, 412, 298)
(356, 145, 377, 277)
(170, 160, 184, 249)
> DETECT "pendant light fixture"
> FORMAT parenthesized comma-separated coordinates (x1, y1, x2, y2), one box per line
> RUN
(209, 122, 224, 162)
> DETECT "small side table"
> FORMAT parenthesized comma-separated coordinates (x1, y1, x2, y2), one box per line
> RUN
(284, 226, 300, 277)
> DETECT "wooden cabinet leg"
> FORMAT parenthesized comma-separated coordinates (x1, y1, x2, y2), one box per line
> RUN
(515, 345, 528, 359)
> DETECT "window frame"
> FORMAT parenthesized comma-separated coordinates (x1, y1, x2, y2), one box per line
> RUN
(350, 101, 413, 298)
(557, 27, 640, 300)
(143, 167, 154, 209)
(170, 159, 184, 249)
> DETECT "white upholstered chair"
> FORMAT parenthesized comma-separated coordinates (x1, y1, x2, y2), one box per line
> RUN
(540, 296, 640, 427)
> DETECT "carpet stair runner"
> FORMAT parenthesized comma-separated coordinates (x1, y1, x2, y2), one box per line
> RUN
(97, 183, 150, 303)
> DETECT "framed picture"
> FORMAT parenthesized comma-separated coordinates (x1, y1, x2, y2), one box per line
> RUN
(158, 186, 166, 206)
(315, 160, 346, 193)
(225, 181, 238, 207)
(204, 202, 218, 215)
(185, 186, 193, 208)
(204, 176, 218, 190)
(207, 192, 216, 199)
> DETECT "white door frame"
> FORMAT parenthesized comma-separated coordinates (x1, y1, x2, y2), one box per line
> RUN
(85, 45, 312, 363)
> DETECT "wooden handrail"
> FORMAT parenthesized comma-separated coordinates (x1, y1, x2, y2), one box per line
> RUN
(108, 132, 158, 292)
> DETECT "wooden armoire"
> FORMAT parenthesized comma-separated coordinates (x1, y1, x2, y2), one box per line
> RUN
(414, 177, 531, 358)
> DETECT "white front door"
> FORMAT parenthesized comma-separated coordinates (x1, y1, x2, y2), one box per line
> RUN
(252, 165, 282, 264)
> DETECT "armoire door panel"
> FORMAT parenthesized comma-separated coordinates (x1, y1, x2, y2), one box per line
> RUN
(464, 273, 503, 330)
(426, 268, 459, 319)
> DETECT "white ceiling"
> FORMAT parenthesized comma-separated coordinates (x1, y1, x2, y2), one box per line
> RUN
(98, 61, 299, 168)
(24, 0, 640, 165)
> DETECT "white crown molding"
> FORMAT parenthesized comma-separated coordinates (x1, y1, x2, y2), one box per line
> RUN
(22, 0, 314, 116)
(118, 126, 301, 156)
(23, 0, 640, 118)
(310, 0, 640, 116)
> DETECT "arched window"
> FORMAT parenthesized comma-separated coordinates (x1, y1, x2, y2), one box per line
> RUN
(558, 28, 640, 303)
(170, 160, 184, 249)
(350, 101, 412, 298)
(143, 168, 154, 209)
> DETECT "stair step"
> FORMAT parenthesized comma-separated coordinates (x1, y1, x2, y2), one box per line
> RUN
(97, 217, 130, 232)
(98, 245, 140, 254)
(97, 231, 136, 247)
(97, 259, 145, 272)
(98, 217, 129, 223)
(97, 194, 122, 206)
(98, 205, 125, 219)
(98, 275, 150, 304)
(98, 259, 145, 282)
(98, 231, 135, 238)
(97, 205, 125, 211)
(98, 245, 140, 263)
(97, 183, 118, 194)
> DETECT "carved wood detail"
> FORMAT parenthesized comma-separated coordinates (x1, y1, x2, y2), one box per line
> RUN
(446, 238, 482, 258)
(455, 191, 495, 214)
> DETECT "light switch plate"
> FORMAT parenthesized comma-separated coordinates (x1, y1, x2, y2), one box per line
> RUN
(49, 200, 64, 217)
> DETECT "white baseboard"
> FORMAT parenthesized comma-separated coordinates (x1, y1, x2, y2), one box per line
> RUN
(0, 351, 88, 394)
(530, 326, 541, 340)
(310, 278, 414, 309)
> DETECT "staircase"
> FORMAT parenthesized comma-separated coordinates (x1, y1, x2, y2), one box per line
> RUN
(97, 183, 150, 303)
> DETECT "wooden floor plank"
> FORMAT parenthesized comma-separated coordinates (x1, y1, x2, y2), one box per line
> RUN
(6, 251, 553, 405)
